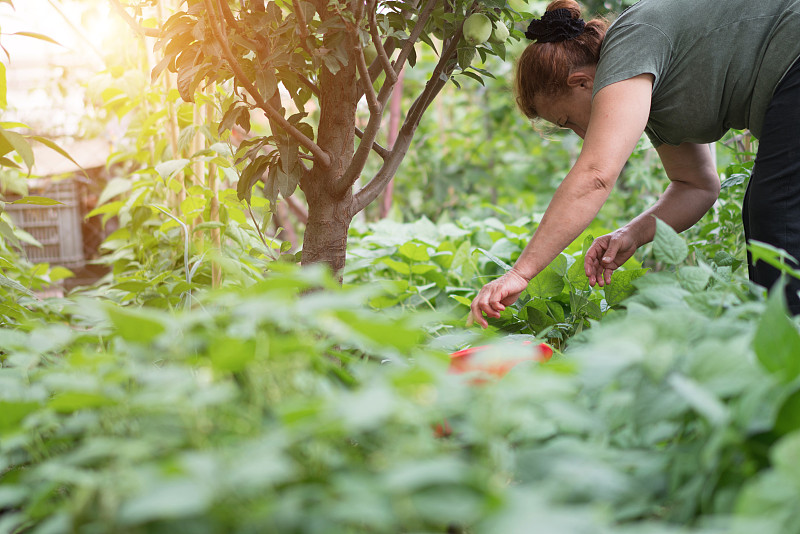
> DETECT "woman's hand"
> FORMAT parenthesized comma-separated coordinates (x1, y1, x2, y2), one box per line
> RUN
(469, 269, 530, 329)
(584, 228, 639, 287)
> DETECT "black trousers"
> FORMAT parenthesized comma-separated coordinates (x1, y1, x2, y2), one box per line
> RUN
(743, 56, 800, 314)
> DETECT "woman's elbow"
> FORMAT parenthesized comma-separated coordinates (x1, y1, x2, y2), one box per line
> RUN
(583, 164, 618, 195)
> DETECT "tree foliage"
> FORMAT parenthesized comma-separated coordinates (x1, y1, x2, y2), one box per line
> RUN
(145, 0, 532, 271)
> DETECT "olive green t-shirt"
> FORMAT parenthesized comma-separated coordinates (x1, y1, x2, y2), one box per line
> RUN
(592, 0, 800, 146)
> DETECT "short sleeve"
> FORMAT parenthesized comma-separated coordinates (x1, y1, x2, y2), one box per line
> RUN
(593, 22, 673, 98)
(643, 125, 664, 147)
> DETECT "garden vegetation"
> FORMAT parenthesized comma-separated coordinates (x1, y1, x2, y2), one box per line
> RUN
(1, 0, 800, 533)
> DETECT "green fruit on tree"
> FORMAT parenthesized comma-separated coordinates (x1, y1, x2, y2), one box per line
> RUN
(463, 13, 492, 46)
(363, 42, 378, 65)
(507, 0, 529, 12)
(489, 21, 509, 44)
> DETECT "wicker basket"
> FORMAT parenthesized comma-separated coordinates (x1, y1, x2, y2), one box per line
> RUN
(5, 178, 85, 268)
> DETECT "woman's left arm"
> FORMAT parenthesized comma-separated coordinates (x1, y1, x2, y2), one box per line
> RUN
(469, 74, 653, 328)
(584, 142, 720, 286)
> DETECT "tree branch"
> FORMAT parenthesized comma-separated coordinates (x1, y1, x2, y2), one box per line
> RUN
(355, 41, 379, 113)
(355, 127, 389, 159)
(109, 0, 161, 38)
(292, 0, 310, 40)
(350, 4, 471, 214)
(404, 2, 474, 124)
(335, 0, 448, 198)
(294, 71, 321, 96)
(217, 0, 263, 52)
(334, 63, 385, 195)
(351, 0, 366, 22)
(356, 37, 397, 101)
(217, 0, 240, 29)
(392, 0, 438, 76)
(350, 76, 447, 214)
(203, 0, 331, 168)
(367, 0, 397, 84)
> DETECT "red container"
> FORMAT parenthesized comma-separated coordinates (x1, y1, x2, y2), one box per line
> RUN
(448, 341, 553, 380)
(434, 341, 554, 438)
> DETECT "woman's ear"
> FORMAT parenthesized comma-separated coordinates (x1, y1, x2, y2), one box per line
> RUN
(567, 69, 595, 90)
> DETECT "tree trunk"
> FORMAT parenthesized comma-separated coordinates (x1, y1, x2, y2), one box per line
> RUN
(299, 17, 359, 273)
(301, 196, 354, 273)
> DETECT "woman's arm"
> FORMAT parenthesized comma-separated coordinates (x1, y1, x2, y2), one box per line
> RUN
(584, 142, 720, 286)
(469, 74, 653, 328)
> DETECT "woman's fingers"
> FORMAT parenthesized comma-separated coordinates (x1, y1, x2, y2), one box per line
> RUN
(585, 237, 610, 286)
(595, 237, 622, 287)
(469, 271, 528, 328)
(604, 267, 614, 286)
(470, 287, 496, 328)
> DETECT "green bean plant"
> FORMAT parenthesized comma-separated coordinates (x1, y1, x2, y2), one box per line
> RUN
(345, 213, 647, 349)
(1, 225, 800, 533)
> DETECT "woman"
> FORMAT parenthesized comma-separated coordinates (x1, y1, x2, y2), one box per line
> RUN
(470, 0, 800, 327)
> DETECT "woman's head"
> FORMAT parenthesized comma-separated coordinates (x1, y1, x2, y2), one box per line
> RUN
(515, 0, 608, 121)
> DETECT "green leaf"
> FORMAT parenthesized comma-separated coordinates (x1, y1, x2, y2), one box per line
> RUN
(653, 217, 688, 265)
(525, 299, 556, 331)
(98, 177, 133, 206)
(567, 254, 589, 291)
(753, 281, 800, 382)
(528, 259, 565, 299)
(0, 273, 33, 296)
(0, 156, 20, 169)
(0, 219, 21, 250)
(209, 336, 255, 372)
(0, 128, 33, 172)
(528, 272, 564, 299)
(237, 155, 270, 203)
(450, 294, 472, 306)
(192, 221, 226, 234)
(119, 480, 213, 524)
(603, 269, 647, 307)
(0, 400, 40, 432)
(476, 247, 512, 271)
(0, 62, 6, 109)
(549, 253, 568, 276)
(381, 258, 411, 275)
(48, 392, 115, 413)
(667, 373, 728, 425)
(678, 266, 711, 293)
(775, 388, 800, 436)
(30, 135, 86, 174)
(335, 310, 422, 352)
(48, 266, 73, 281)
(749, 240, 800, 280)
(410, 264, 436, 275)
(771, 431, 800, 480)
(9, 31, 61, 46)
(10, 196, 63, 206)
(398, 242, 430, 262)
(105, 304, 168, 344)
(155, 158, 191, 180)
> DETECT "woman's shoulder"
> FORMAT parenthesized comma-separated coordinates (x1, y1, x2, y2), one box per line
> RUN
(606, 0, 681, 34)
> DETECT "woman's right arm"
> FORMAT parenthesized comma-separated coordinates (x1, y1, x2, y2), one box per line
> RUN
(584, 142, 721, 286)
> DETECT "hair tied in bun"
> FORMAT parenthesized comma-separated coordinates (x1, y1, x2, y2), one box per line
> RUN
(525, 8, 586, 43)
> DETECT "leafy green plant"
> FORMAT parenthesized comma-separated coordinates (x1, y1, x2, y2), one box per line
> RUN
(346, 214, 646, 348)
(3, 226, 800, 534)
(81, 66, 291, 306)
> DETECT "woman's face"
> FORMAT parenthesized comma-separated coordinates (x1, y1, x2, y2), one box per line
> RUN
(532, 69, 595, 139)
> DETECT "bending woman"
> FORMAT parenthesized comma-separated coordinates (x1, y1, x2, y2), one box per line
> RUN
(470, 0, 800, 326)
